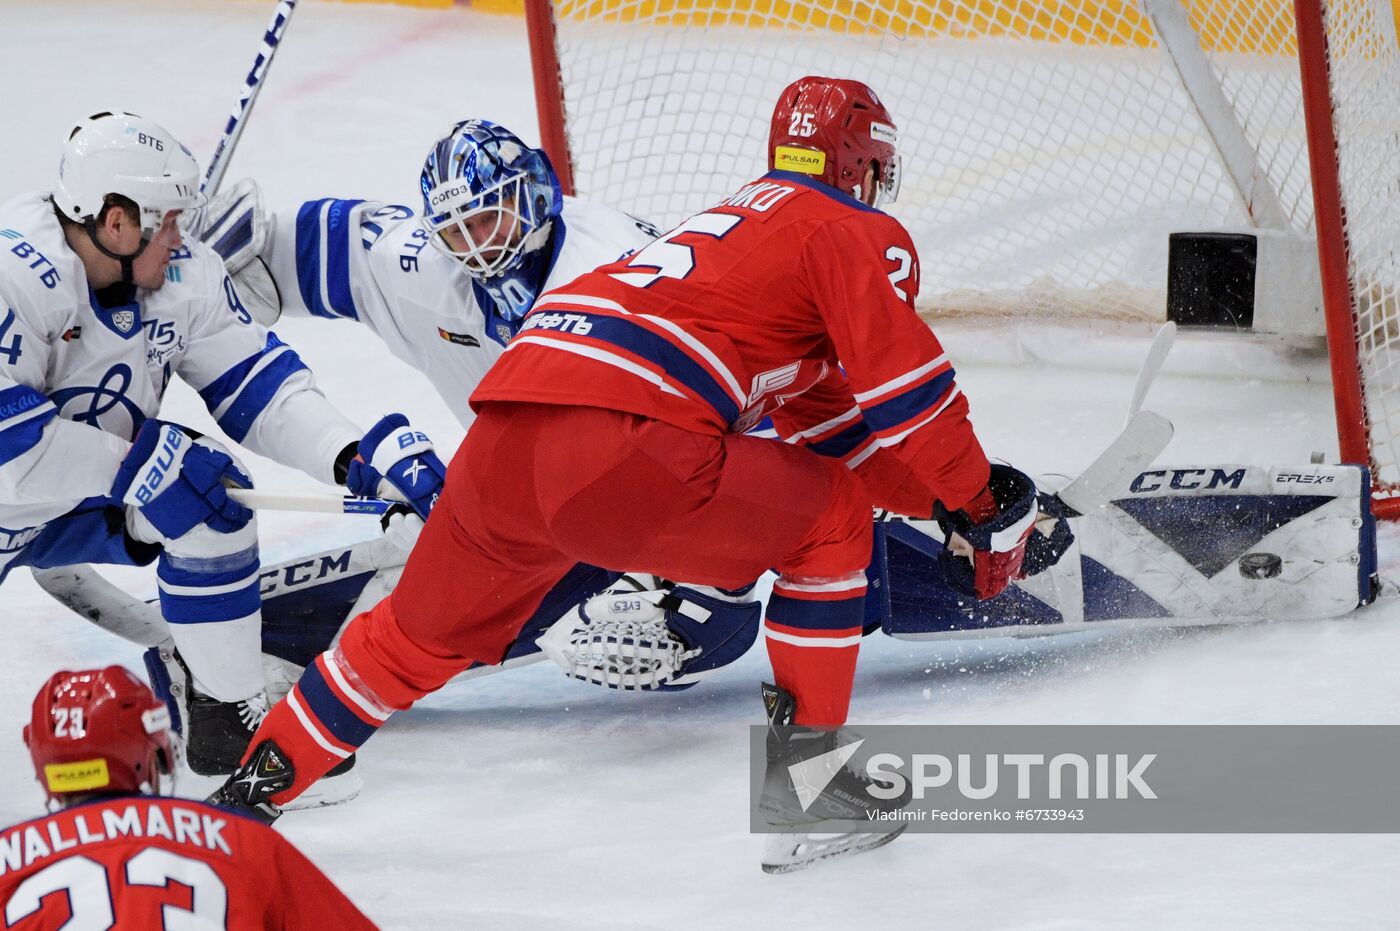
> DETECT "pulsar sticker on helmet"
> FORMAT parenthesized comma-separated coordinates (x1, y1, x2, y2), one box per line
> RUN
(44, 758, 111, 792)
(773, 146, 826, 175)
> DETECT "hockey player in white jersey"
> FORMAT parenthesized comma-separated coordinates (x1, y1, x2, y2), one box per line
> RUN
(0, 112, 448, 778)
(215, 118, 660, 427)
(200, 118, 763, 694)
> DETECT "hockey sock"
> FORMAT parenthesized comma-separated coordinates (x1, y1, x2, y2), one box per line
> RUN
(762, 572, 866, 728)
(253, 647, 394, 805)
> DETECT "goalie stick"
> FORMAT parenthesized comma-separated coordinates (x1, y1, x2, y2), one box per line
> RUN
(197, 0, 300, 221)
(1055, 408, 1173, 516)
(37, 408, 1172, 659)
(1127, 321, 1176, 424)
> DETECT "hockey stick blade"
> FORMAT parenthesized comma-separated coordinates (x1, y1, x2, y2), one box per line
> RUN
(1056, 409, 1173, 516)
(1127, 320, 1176, 424)
(32, 566, 168, 647)
(761, 825, 908, 874)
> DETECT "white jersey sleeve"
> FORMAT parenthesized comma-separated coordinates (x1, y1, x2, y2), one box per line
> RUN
(261, 199, 499, 429)
(0, 251, 129, 515)
(173, 245, 362, 484)
(257, 195, 657, 430)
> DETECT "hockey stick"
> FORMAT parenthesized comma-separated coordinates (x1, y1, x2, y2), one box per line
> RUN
(32, 566, 169, 648)
(227, 488, 406, 516)
(1127, 321, 1176, 424)
(1056, 408, 1173, 515)
(194, 0, 300, 231)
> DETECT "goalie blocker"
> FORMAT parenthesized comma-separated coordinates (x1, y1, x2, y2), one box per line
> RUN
(869, 463, 1378, 637)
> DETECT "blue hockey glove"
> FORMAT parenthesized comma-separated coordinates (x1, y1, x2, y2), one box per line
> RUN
(1025, 492, 1076, 577)
(346, 413, 446, 520)
(111, 421, 253, 539)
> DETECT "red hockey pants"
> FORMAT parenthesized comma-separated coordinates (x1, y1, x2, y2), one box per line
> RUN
(256, 402, 874, 803)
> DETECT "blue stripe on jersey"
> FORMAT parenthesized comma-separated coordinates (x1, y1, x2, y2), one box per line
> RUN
(294, 199, 365, 321)
(523, 311, 741, 425)
(862, 369, 957, 435)
(197, 332, 284, 411)
(297, 661, 379, 747)
(0, 384, 55, 467)
(806, 419, 874, 460)
(198, 333, 310, 443)
(216, 349, 309, 443)
(766, 590, 865, 631)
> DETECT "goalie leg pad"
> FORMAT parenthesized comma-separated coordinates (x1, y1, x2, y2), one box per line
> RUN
(874, 463, 1377, 637)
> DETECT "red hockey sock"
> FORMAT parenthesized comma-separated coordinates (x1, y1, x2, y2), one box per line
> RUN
(763, 574, 866, 727)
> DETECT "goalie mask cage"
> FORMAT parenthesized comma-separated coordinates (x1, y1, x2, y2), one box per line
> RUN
(525, 0, 1400, 517)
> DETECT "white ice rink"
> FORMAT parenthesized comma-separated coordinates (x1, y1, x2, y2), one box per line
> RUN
(3, 1, 1400, 927)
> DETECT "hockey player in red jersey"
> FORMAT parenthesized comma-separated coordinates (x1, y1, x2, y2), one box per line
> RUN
(213, 76, 1063, 829)
(0, 666, 376, 929)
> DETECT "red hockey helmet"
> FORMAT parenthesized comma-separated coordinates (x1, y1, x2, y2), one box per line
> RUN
(23, 666, 173, 804)
(768, 76, 901, 207)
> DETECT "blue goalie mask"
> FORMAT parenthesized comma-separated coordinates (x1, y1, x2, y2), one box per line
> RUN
(419, 119, 563, 281)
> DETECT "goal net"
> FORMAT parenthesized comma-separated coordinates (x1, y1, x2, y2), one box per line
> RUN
(526, 0, 1400, 512)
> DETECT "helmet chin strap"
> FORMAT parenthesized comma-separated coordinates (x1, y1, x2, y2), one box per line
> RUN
(83, 219, 150, 286)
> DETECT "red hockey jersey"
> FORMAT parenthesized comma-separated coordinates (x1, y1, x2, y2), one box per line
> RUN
(0, 796, 375, 930)
(472, 170, 991, 515)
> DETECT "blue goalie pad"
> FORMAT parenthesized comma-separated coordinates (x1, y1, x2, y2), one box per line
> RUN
(870, 464, 1377, 638)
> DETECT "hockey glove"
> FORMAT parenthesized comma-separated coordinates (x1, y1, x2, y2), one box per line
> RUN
(111, 421, 253, 539)
(345, 413, 446, 521)
(934, 463, 1040, 600)
(1025, 491, 1076, 577)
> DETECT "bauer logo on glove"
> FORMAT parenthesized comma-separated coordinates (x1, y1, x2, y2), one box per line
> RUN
(345, 413, 446, 521)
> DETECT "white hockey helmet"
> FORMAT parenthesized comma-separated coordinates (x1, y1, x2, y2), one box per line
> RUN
(52, 112, 205, 235)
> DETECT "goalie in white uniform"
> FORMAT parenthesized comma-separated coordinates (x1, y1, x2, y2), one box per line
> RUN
(0, 112, 448, 777)
(204, 118, 764, 693)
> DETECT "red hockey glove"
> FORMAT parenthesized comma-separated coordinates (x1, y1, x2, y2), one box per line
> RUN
(934, 464, 1040, 599)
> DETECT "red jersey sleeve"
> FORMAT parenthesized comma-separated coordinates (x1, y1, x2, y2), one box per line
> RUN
(797, 212, 991, 513)
(762, 367, 939, 516)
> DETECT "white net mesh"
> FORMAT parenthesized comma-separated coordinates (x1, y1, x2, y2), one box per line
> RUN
(550, 0, 1321, 320)
(1324, 0, 1400, 493)
(543, 0, 1400, 494)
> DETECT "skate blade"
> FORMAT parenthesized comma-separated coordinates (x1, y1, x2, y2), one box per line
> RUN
(760, 824, 907, 874)
(282, 771, 363, 811)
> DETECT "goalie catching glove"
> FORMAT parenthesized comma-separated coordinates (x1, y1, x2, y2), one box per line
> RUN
(537, 576, 761, 690)
(934, 463, 1073, 599)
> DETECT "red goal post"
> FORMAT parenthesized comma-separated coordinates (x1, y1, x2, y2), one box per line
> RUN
(526, 0, 1400, 518)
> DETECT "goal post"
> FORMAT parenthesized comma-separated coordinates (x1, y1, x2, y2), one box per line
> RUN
(526, 0, 1400, 516)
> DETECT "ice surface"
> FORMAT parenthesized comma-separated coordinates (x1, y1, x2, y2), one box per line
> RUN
(2, 2, 1397, 928)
